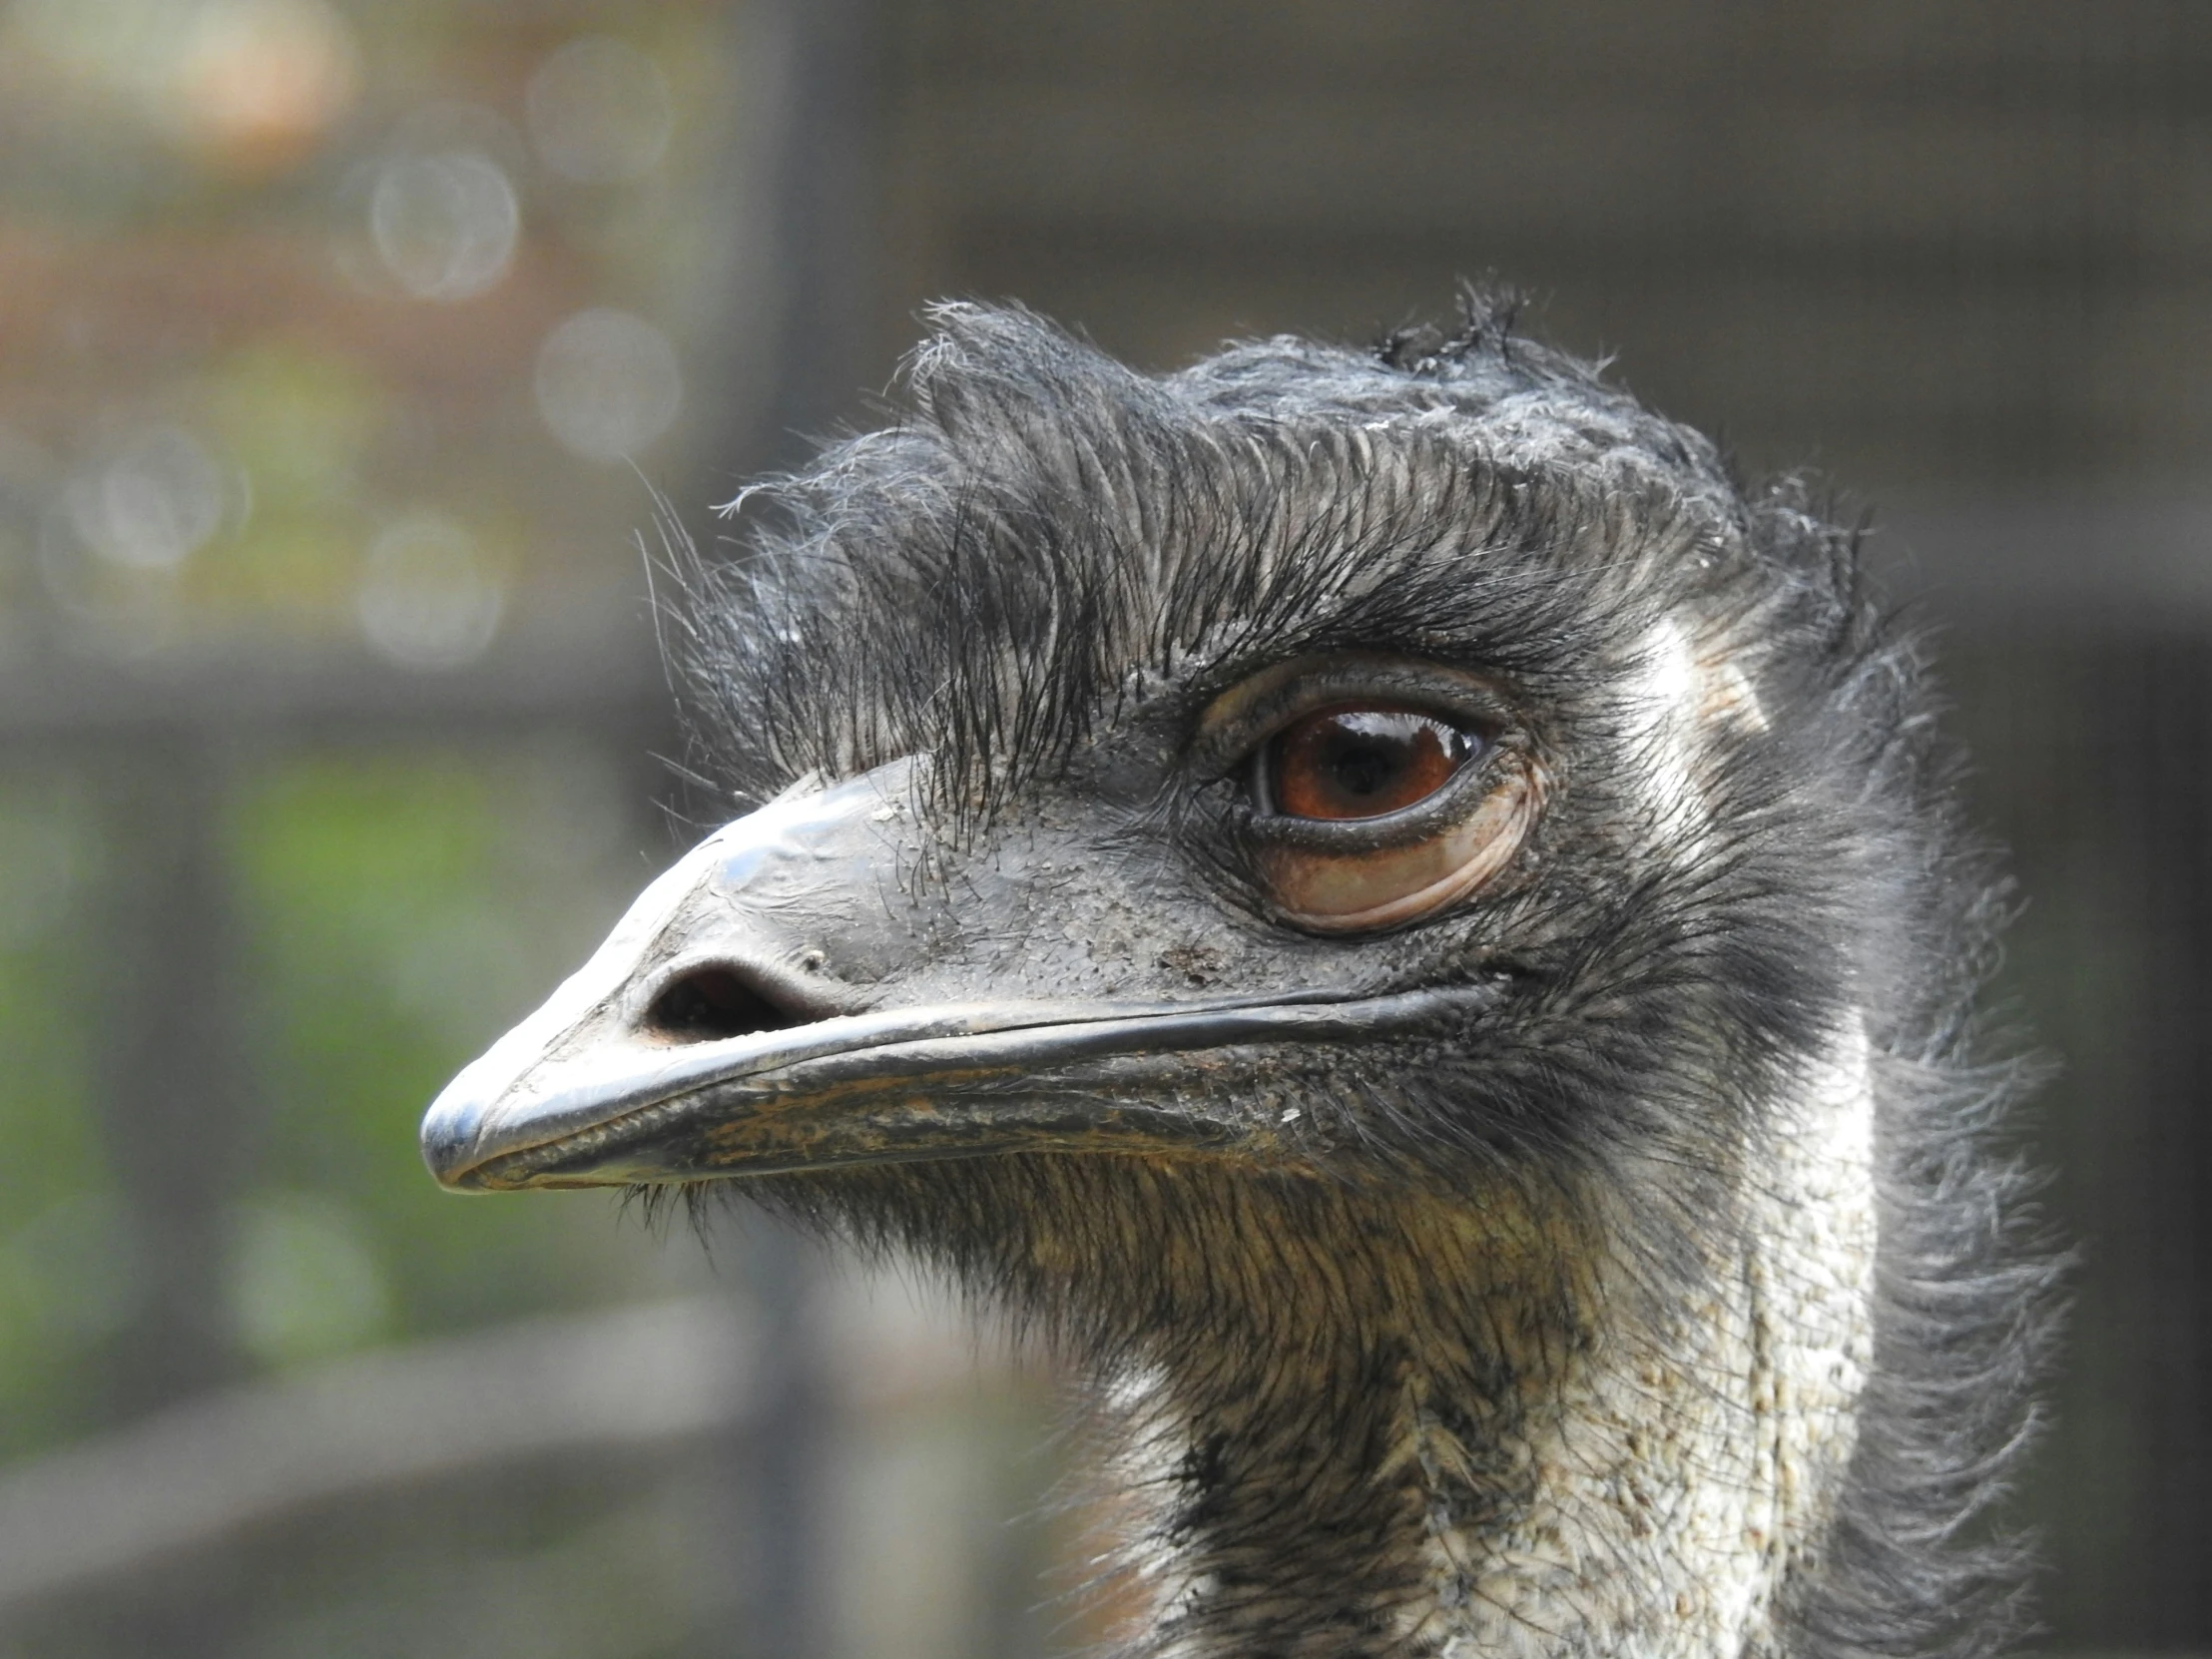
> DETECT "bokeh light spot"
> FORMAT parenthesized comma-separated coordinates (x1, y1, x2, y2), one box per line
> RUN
(368, 149, 519, 302)
(355, 511, 505, 671)
(533, 307, 683, 462)
(65, 423, 229, 572)
(178, 0, 359, 174)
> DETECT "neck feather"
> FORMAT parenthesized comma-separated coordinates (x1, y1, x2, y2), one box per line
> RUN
(1088, 1030, 1877, 1659)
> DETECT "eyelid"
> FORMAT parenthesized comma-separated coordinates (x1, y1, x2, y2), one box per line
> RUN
(1259, 761, 1542, 932)
(1191, 653, 1508, 781)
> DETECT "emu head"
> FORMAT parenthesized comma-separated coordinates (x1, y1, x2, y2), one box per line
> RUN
(423, 301, 2041, 1659)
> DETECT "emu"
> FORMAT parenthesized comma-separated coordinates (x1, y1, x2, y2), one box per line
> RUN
(422, 298, 2052, 1659)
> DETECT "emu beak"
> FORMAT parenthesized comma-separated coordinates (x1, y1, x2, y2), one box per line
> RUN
(420, 761, 1490, 1193)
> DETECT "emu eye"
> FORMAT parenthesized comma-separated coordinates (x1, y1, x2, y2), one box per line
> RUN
(1263, 706, 1478, 821)
(1198, 657, 1542, 936)
(1246, 700, 1537, 935)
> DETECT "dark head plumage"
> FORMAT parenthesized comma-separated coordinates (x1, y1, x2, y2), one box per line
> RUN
(424, 296, 2056, 1659)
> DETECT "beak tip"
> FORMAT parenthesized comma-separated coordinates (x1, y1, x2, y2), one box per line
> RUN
(420, 1082, 494, 1192)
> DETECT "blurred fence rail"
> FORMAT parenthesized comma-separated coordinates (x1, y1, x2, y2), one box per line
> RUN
(0, 1290, 990, 1617)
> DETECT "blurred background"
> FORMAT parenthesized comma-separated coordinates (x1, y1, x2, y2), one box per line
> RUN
(0, 1, 2201, 1654)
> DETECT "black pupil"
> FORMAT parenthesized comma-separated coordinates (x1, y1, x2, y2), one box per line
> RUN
(1329, 722, 1412, 797)
(1268, 706, 1478, 821)
(1330, 713, 1461, 795)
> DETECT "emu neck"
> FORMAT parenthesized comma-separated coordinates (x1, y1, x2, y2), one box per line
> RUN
(1099, 1052, 1878, 1659)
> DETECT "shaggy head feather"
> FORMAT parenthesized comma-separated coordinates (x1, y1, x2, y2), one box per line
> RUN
(440, 293, 2058, 1659)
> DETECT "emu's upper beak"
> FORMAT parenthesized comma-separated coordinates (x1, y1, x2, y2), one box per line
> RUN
(419, 761, 1487, 1192)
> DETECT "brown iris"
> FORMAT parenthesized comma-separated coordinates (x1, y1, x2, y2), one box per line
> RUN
(1264, 705, 1478, 821)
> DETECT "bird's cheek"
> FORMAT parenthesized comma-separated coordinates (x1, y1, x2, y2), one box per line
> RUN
(1258, 768, 1538, 934)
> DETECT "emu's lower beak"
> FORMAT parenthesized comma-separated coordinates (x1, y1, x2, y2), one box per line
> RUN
(419, 764, 1488, 1192)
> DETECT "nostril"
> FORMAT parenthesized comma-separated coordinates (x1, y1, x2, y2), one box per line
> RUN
(645, 966, 805, 1044)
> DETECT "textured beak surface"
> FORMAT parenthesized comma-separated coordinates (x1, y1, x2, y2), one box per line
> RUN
(420, 761, 1492, 1192)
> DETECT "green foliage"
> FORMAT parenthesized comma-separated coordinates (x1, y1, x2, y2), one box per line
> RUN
(0, 776, 117, 1450)
(232, 741, 679, 1346)
(0, 741, 684, 1456)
